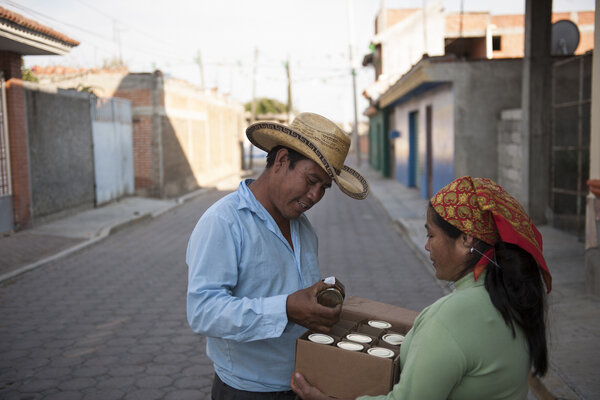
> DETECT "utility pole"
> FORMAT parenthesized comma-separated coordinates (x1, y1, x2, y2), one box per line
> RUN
(347, 0, 361, 167)
(194, 50, 206, 91)
(113, 20, 123, 66)
(423, 0, 428, 52)
(285, 56, 292, 123)
(249, 47, 259, 170)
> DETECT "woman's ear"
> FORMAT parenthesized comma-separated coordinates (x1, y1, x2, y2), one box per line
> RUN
(462, 234, 475, 250)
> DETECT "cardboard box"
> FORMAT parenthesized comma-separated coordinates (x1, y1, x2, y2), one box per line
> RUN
(294, 296, 419, 398)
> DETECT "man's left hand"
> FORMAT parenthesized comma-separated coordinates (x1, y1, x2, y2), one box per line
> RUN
(286, 281, 341, 332)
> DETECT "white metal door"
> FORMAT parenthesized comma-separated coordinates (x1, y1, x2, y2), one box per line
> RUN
(91, 97, 134, 205)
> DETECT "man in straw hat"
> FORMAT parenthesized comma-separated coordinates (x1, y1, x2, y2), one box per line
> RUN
(186, 112, 368, 399)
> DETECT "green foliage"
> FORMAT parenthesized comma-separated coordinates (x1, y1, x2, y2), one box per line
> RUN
(21, 60, 38, 82)
(21, 68, 38, 82)
(102, 57, 127, 69)
(74, 83, 98, 95)
(244, 97, 289, 115)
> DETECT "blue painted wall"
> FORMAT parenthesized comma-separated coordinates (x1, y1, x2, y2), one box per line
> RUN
(387, 83, 454, 199)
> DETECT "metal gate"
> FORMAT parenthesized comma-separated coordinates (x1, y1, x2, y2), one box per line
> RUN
(91, 97, 134, 206)
(551, 54, 592, 239)
(0, 76, 13, 233)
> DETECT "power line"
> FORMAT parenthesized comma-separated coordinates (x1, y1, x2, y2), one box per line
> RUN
(1, 0, 190, 65)
(76, 0, 188, 56)
(1, 0, 112, 43)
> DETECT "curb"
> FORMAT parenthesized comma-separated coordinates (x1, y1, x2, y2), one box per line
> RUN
(0, 235, 105, 283)
(0, 190, 215, 284)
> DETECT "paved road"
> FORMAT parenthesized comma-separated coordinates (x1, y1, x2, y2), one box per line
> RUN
(0, 186, 445, 400)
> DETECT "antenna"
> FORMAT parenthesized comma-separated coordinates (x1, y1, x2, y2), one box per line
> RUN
(551, 20, 580, 55)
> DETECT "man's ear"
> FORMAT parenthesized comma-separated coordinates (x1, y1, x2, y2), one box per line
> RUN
(273, 148, 290, 171)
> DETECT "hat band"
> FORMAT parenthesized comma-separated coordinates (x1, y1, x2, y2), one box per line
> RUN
(254, 122, 339, 178)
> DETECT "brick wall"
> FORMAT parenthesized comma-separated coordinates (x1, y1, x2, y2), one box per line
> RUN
(113, 72, 164, 197)
(5, 79, 31, 229)
(0, 52, 22, 80)
(130, 115, 154, 191)
(444, 10, 595, 58)
(115, 81, 158, 194)
(446, 12, 490, 34)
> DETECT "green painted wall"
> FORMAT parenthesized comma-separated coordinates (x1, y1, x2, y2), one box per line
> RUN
(368, 109, 390, 177)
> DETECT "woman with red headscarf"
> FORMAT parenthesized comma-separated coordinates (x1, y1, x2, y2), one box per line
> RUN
(291, 176, 552, 400)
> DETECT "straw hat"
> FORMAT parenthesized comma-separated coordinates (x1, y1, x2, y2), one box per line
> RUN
(246, 112, 369, 200)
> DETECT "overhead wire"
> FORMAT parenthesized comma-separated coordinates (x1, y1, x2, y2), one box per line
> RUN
(3, 0, 373, 95)
(1, 0, 190, 65)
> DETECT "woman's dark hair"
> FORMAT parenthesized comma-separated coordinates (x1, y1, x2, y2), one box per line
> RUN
(265, 145, 308, 169)
(428, 203, 548, 376)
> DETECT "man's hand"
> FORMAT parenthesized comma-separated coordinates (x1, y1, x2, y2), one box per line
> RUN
(291, 372, 347, 400)
(286, 281, 341, 332)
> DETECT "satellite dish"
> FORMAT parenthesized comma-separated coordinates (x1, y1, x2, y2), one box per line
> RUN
(551, 20, 580, 55)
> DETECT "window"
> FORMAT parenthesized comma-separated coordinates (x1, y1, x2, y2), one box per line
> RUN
(492, 36, 501, 51)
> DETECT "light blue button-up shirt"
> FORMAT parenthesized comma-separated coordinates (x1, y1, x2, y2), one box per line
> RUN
(186, 179, 322, 392)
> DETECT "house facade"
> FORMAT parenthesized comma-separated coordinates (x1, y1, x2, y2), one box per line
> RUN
(363, 5, 594, 214)
(372, 57, 523, 199)
(0, 6, 79, 232)
(363, 2, 600, 294)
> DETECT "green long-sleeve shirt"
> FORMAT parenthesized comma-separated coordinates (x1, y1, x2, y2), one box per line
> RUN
(359, 271, 530, 400)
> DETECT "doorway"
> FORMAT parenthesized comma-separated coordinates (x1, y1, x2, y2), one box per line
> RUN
(408, 111, 419, 188)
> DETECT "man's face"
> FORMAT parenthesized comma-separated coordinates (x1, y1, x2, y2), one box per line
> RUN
(270, 152, 332, 221)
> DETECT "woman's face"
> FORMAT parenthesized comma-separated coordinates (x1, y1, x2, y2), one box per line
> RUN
(424, 207, 471, 282)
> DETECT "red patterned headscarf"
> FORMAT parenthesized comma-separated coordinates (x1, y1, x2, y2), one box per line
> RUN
(430, 176, 552, 293)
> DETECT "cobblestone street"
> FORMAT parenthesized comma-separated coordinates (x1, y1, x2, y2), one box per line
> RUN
(0, 185, 444, 400)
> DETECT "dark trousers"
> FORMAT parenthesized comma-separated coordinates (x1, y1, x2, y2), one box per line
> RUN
(211, 374, 299, 400)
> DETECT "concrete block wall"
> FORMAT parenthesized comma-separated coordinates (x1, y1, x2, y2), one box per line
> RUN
(497, 108, 524, 203)
(24, 85, 95, 221)
(438, 59, 523, 181)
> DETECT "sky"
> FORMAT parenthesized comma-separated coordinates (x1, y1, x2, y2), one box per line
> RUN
(4, 0, 596, 122)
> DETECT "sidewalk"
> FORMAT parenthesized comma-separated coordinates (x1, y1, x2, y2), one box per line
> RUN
(1, 163, 598, 399)
(0, 174, 242, 283)
(355, 163, 599, 400)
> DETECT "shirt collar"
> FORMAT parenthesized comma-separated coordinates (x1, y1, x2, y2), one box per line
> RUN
(237, 179, 271, 222)
(454, 269, 486, 291)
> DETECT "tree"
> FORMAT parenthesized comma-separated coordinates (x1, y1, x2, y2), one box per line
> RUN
(102, 57, 127, 69)
(21, 60, 38, 82)
(244, 98, 290, 115)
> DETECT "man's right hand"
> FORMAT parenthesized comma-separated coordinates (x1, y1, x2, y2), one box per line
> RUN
(286, 281, 341, 333)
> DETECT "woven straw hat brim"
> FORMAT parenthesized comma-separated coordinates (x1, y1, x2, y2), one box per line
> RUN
(246, 121, 369, 200)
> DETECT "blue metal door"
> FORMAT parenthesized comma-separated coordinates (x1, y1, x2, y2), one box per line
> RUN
(408, 111, 419, 187)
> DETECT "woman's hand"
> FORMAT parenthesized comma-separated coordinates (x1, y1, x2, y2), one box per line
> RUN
(291, 372, 347, 400)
